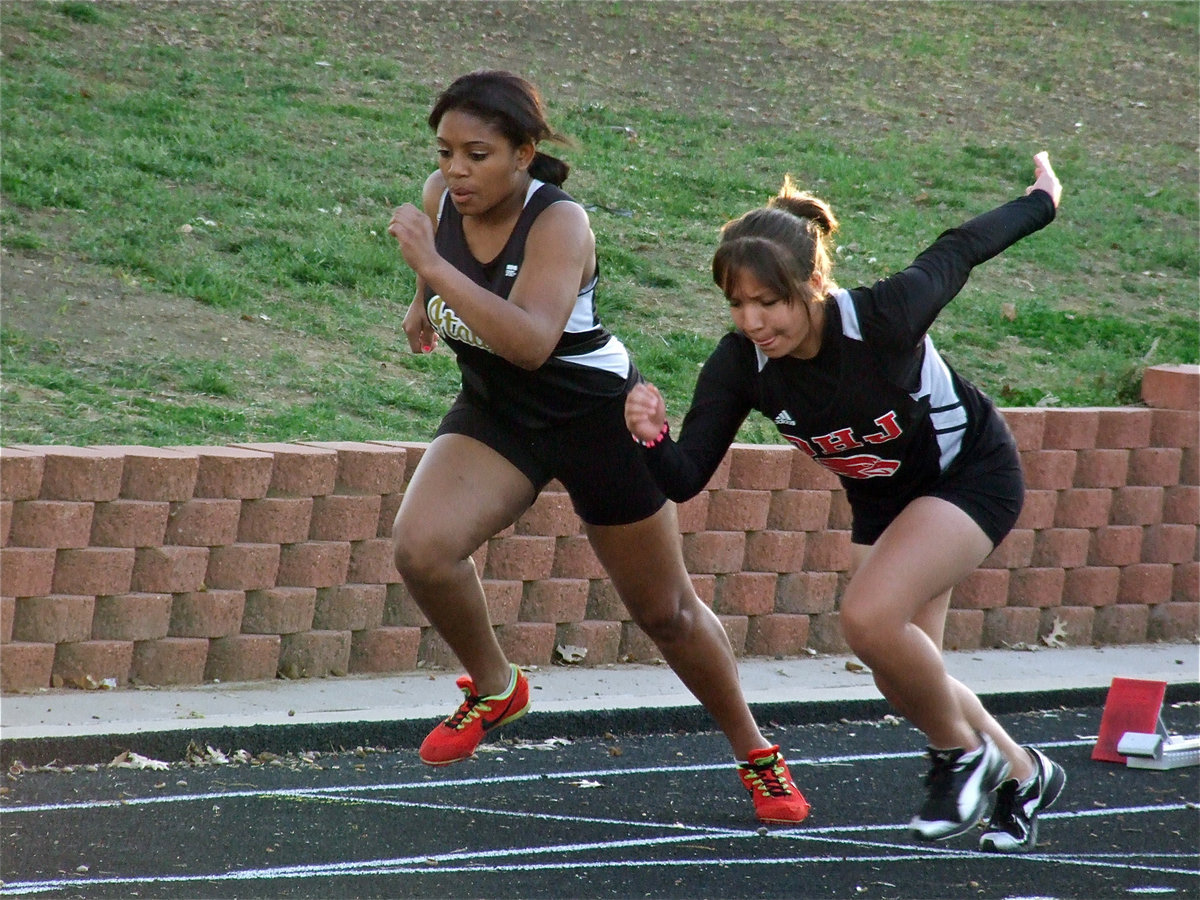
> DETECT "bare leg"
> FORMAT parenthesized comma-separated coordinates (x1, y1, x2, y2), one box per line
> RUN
(392, 434, 537, 697)
(840, 497, 1021, 759)
(585, 502, 768, 759)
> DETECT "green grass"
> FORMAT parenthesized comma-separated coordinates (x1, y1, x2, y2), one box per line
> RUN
(1, 1, 1196, 447)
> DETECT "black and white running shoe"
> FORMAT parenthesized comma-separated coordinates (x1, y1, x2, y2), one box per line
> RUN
(910, 732, 1010, 841)
(980, 746, 1067, 853)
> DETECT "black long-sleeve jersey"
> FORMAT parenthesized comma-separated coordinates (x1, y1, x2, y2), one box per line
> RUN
(643, 190, 1057, 511)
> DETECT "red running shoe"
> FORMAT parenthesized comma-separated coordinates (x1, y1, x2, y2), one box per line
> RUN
(739, 744, 811, 824)
(419, 664, 530, 766)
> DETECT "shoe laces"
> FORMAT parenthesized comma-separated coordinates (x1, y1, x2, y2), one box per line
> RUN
(923, 747, 963, 791)
(744, 755, 795, 797)
(445, 690, 491, 731)
(988, 779, 1020, 829)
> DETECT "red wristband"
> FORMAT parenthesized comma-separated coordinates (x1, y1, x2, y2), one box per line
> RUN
(636, 422, 670, 448)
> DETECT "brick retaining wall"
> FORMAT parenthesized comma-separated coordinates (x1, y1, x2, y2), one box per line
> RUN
(2, 365, 1196, 692)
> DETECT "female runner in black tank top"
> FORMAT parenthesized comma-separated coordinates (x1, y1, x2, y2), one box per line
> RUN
(387, 70, 809, 824)
(626, 153, 1068, 852)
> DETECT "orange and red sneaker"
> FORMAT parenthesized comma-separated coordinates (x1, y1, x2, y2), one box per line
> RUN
(738, 744, 812, 824)
(418, 664, 530, 766)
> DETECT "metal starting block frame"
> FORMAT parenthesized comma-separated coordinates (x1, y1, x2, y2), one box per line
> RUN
(1117, 717, 1200, 770)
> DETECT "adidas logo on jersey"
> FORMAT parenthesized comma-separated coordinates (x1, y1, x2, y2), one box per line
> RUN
(775, 410, 797, 426)
(504, 264, 519, 278)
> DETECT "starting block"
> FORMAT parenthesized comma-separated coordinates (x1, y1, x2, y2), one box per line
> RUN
(1093, 676, 1199, 770)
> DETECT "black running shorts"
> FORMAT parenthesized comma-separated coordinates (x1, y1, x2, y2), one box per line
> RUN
(435, 392, 669, 527)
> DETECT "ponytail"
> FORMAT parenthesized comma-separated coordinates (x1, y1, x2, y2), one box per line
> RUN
(530, 150, 570, 187)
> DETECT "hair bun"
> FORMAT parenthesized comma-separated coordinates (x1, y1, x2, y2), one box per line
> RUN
(768, 174, 839, 236)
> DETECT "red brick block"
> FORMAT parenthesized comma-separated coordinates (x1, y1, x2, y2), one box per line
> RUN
(90, 446, 198, 502)
(682, 531, 746, 574)
(495, 621, 556, 667)
(616, 621, 660, 662)
(279, 629, 351, 678)
(206, 543, 281, 590)
(675, 493, 710, 533)
(1088, 526, 1144, 567)
(728, 444, 793, 490)
(300, 441, 408, 494)
(53, 639, 133, 686)
(714, 572, 777, 616)
(691, 573, 717, 608)
(1007, 568, 1065, 609)
(0, 547, 55, 597)
(1163, 486, 1199, 525)
(276, 541, 351, 588)
(237, 497, 313, 544)
(1117, 564, 1175, 605)
(1150, 409, 1199, 449)
(586, 580, 630, 622)
(942, 609, 984, 650)
(1110, 486, 1164, 526)
(204, 633, 280, 683)
(745, 613, 810, 656)
(706, 489, 771, 532)
(374, 440, 426, 485)
(554, 620, 621, 666)
(1020, 450, 1077, 490)
(169, 446, 272, 499)
(982, 606, 1042, 648)
(309, 493, 381, 542)
(552, 535, 606, 579)
(789, 454, 840, 491)
(131, 545, 209, 593)
(718, 614, 749, 655)
(1093, 604, 1150, 644)
(52, 547, 134, 596)
(483, 535, 556, 581)
(384, 582, 428, 627)
(13, 446, 123, 501)
(1, 500, 11, 547)
(1127, 448, 1183, 487)
(1183, 448, 1200, 487)
(12, 595, 94, 643)
(169, 589, 245, 638)
(1062, 567, 1121, 608)
(1, 595, 14, 642)
(1041, 607, 1093, 646)
(1052, 489, 1113, 529)
(164, 499, 241, 547)
(90, 500, 170, 548)
(520, 578, 588, 624)
(0, 448, 44, 501)
(804, 530, 851, 572)
(232, 442, 338, 498)
(827, 491, 853, 530)
(744, 530, 806, 573)
(1142, 524, 1197, 564)
(8, 501, 94, 549)
(377, 492, 403, 538)
(767, 490, 831, 532)
(132, 637, 208, 685)
(347, 538, 400, 584)
(1174, 562, 1199, 603)
(91, 593, 172, 641)
(1015, 490, 1057, 530)
(1072, 450, 1129, 488)
(515, 491, 580, 537)
(776, 571, 839, 614)
(349, 626, 420, 673)
(1042, 409, 1099, 450)
(1142, 364, 1199, 411)
(1148, 602, 1199, 642)
(314, 583, 385, 631)
(998, 408, 1045, 451)
(1, 641, 54, 691)
(241, 586, 315, 634)
(1095, 408, 1152, 449)
(981, 529, 1034, 569)
(484, 579, 523, 625)
(703, 453, 732, 491)
(1031, 529, 1090, 568)
(808, 610, 852, 654)
(950, 569, 1009, 610)
(416, 627, 457, 669)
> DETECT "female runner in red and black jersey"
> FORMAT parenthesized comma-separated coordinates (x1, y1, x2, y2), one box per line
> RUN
(388, 69, 809, 824)
(625, 153, 1068, 852)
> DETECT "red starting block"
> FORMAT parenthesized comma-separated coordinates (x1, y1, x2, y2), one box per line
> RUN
(1092, 677, 1167, 763)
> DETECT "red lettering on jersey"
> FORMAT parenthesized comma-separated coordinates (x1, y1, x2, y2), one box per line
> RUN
(816, 455, 900, 479)
(862, 410, 902, 445)
(782, 433, 817, 458)
(812, 428, 862, 455)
